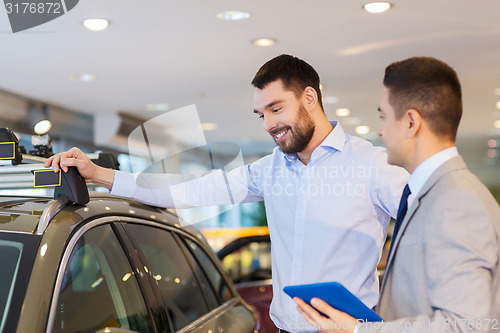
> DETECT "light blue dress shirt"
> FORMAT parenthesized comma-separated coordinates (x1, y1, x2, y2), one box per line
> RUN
(111, 121, 409, 332)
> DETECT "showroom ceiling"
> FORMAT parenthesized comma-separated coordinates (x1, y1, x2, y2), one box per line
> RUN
(0, 0, 500, 156)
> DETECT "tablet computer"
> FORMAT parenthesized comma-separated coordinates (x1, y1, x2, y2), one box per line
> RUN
(284, 281, 383, 322)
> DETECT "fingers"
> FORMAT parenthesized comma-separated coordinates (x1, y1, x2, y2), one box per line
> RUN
(294, 297, 358, 333)
(44, 147, 84, 173)
(294, 297, 317, 319)
(311, 298, 343, 319)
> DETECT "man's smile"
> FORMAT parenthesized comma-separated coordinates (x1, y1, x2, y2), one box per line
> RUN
(271, 128, 290, 142)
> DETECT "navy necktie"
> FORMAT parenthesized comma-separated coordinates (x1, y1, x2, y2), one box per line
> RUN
(388, 184, 411, 258)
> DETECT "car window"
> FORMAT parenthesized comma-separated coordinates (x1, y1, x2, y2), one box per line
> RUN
(0, 240, 23, 332)
(183, 238, 233, 303)
(125, 224, 210, 331)
(53, 224, 154, 333)
(175, 236, 220, 310)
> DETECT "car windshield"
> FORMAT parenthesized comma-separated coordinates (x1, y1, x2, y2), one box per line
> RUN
(0, 240, 24, 331)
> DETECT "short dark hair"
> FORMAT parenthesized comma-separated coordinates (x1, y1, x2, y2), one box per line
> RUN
(252, 54, 324, 111)
(383, 56, 462, 141)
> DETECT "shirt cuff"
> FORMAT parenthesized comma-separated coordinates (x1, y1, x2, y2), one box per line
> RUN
(110, 170, 135, 197)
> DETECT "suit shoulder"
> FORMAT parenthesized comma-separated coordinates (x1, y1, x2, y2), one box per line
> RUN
(423, 169, 500, 231)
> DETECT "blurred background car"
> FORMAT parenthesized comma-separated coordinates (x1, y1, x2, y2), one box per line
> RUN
(217, 234, 275, 333)
(201, 226, 275, 333)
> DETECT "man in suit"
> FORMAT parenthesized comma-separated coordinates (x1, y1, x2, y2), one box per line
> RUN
(294, 56, 500, 332)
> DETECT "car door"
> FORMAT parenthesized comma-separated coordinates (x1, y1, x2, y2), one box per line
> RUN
(46, 219, 160, 333)
(179, 235, 257, 333)
(121, 220, 256, 333)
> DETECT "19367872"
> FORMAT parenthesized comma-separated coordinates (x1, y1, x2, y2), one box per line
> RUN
(5, 2, 62, 14)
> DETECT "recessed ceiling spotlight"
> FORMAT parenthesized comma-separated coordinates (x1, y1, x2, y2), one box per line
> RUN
(355, 125, 370, 135)
(146, 103, 170, 111)
(251, 38, 277, 47)
(83, 19, 110, 31)
(494, 120, 500, 129)
(323, 96, 339, 104)
(496, 101, 500, 109)
(363, 2, 392, 13)
(342, 117, 362, 126)
(216, 10, 251, 21)
(201, 123, 218, 131)
(336, 108, 351, 117)
(70, 74, 96, 82)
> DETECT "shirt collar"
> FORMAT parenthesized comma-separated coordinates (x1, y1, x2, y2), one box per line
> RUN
(283, 120, 346, 163)
(322, 121, 346, 152)
(408, 147, 459, 198)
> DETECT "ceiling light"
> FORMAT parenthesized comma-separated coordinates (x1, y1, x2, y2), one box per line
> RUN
(70, 74, 96, 82)
(355, 125, 370, 135)
(323, 96, 339, 104)
(494, 120, 500, 129)
(342, 117, 362, 126)
(201, 123, 218, 131)
(496, 101, 500, 109)
(494, 88, 500, 96)
(336, 108, 351, 117)
(83, 19, 109, 31)
(251, 38, 276, 47)
(146, 103, 169, 111)
(319, 84, 324, 91)
(216, 10, 251, 21)
(363, 2, 392, 13)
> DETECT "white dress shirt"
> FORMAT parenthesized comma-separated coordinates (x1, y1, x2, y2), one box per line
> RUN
(111, 121, 409, 332)
(407, 147, 459, 210)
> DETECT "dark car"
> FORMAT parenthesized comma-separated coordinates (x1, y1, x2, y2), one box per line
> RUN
(217, 235, 276, 333)
(0, 131, 257, 333)
(0, 192, 257, 333)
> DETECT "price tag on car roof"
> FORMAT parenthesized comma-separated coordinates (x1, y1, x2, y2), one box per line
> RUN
(33, 169, 61, 187)
(0, 142, 15, 159)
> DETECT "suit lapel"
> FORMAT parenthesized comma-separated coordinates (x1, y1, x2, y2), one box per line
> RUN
(380, 156, 468, 293)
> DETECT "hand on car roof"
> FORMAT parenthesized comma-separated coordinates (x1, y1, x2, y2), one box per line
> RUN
(45, 147, 115, 190)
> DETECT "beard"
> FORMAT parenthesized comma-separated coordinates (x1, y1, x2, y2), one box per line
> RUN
(271, 105, 315, 154)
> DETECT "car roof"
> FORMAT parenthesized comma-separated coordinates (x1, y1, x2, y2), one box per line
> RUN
(0, 192, 204, 240)
(0, 196, 52, 233)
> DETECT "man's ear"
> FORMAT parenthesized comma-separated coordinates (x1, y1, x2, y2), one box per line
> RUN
(406, 109, 422, 138)
(302, 86, 318, 111)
